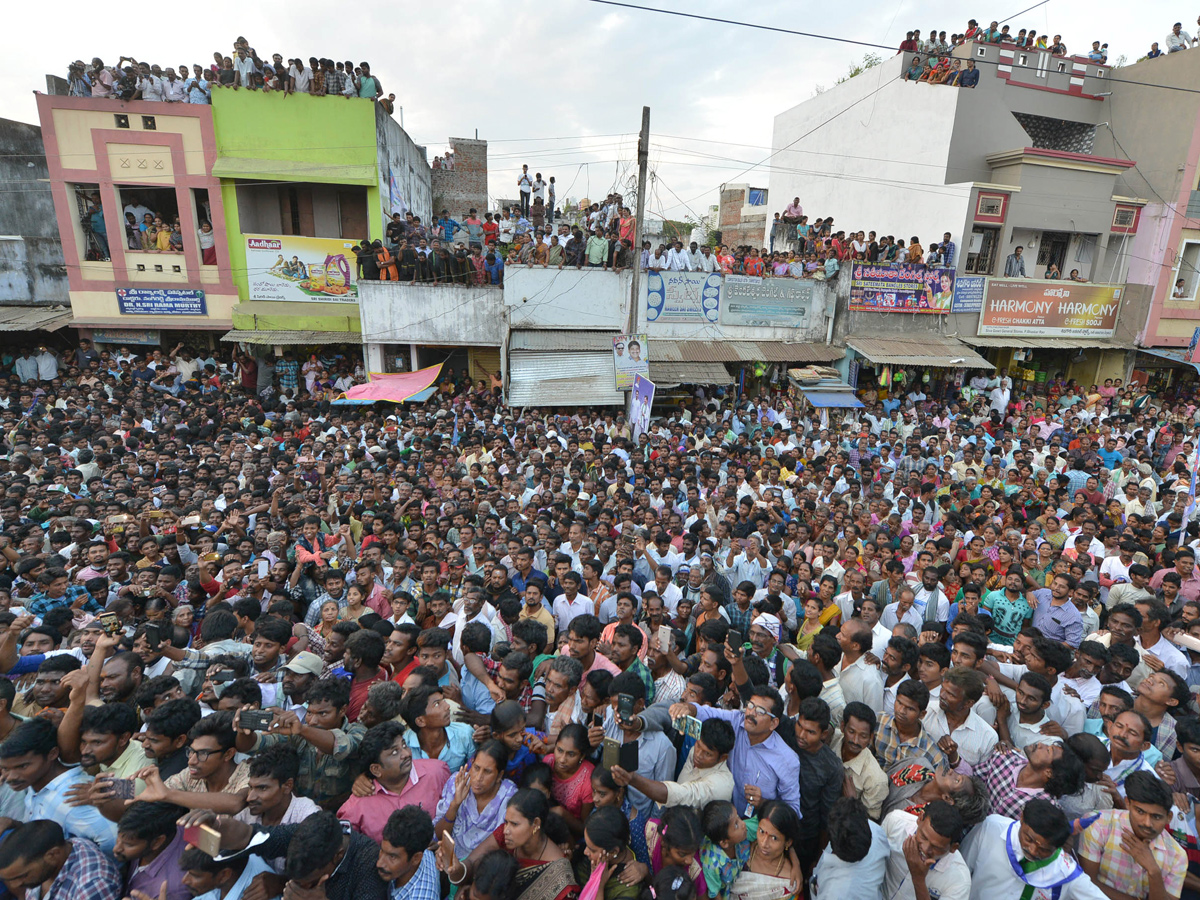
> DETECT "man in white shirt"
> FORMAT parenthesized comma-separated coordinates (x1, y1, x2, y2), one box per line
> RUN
(665, 241, 691, 271)
(551, 572, 592, 637)
(922, 668, 998, 767)
(289, 61, 312, 93)
(836, 620, 885, 712)
(883, 804, 971, 900)
(695, 245, 720, 273)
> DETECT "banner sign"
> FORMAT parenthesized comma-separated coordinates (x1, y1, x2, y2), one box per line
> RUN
(951, 276, 986, 314)
(849, 263, 955, 313)
(978, 280, 1123, 338)
(245, 234, 360, 303)
(721, 275, 814, 327)
(91, 328, 161, 346)
(631, 374, 656, 442)
(115, 288, 207, 316)
(645, 270, 721, 323)
(613, 333, 649, 390)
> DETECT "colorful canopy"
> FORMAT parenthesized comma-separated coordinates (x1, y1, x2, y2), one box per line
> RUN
(335, 364, 443, 404)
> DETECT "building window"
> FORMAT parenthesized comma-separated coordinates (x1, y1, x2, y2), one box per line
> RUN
(1095, 68, 1105, 78)
(142, 116, 157, 130)
(976, 46, 987, 58)
(1172, 241, 1200, 302)
(1056, 61, 1067, 72)
(1018, 53, 1028, 66)
(974, 192, 1008, 223)
(114, 114, 129, 129)
(70, 183, 109, 261)
(965, 226, 999, 274)
(1113, 208, 1136, 229)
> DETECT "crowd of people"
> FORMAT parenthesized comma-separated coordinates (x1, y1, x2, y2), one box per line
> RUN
(0, 325, 1199, 900)
(65, 36, 398, 115)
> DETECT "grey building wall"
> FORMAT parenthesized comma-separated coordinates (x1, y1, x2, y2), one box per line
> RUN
(0, 118, 67, 307)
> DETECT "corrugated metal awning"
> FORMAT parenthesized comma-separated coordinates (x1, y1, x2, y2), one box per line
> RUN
(509, 330, 620, 352)
(213, 157, 377, 185)
(649, 362, 733, 387)
(508, 351, 623, 406)
(0, 306, 73, 332)
(655, 342, 844, 363)
(846, 334, 993, 369)
(962, 336, 1133, 350)
(221, 330, 358, 345)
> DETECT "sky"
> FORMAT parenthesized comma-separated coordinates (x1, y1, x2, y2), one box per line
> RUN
(1, 0, 1179, 220)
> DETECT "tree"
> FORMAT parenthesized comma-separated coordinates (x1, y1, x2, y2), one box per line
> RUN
(814, 51, 883, 95)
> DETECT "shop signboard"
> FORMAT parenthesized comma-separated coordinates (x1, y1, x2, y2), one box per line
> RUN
(612, 333, 649, 390)
(849, 263, 955, 313)
(978, 280, 1122, 338)
(951, 276, 986, 313)
(245, 234, 360, 303)
(721, 275, 813, 327)
(91, 328, 162, 346)
(645, 270, 721, 323)
(115, 288, 207, 316)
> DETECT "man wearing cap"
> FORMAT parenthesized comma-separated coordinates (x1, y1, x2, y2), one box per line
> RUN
(277, 651, 324, 719)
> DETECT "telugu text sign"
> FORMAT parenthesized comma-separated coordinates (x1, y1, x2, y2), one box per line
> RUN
(115, 289, 207, 316)
(978, 280, 1123, 338)
(721, 275, 814, 327)
(849, 263, 955, 314)
(645, 270, 721, 323)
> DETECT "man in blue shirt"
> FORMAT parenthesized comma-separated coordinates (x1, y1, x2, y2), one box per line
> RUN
(378, 807, 440, 900)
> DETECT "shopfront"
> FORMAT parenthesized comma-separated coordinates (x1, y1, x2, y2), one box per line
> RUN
(844, 333, 994, 406)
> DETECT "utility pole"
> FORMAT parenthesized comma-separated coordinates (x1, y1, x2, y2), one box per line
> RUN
(628, 106, 650, 335)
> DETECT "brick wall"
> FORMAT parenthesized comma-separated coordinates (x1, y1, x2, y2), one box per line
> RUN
(431, 137, 488, 217)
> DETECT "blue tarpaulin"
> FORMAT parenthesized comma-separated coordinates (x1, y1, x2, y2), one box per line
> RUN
(801, 390, 864, 408)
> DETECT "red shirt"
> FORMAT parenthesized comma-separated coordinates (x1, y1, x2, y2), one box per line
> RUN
(347, 668, 387, 721)
(482, 221, 499, 245)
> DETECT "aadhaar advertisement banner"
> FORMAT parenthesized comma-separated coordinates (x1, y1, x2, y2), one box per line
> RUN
(245, 234, 360, 304)
(978, 280, 1123, 338)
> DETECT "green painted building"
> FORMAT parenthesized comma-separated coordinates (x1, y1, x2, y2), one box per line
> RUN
(210, 89, 430, 345)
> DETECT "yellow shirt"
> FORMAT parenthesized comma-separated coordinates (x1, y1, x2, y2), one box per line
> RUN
(519, 604, 556, 645)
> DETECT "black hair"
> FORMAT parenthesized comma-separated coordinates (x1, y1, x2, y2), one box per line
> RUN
(475, 738, 510, 773)
(787, 659, 823, 701)
(400, 684, 444, 732)
(923, 800, 965, 843)
(896, 678, 931, 712)
(220, 677, 263, 708)
(501, 651, 534, 684)
(252, 617, 293, 646)
(1021, 799, 1072, 848)
(1044, 744, 1086, 798)
(284, 811, 347, 880)
(758, 799, 802, 851)
(507, 787, 550, 827)
(699, 718, 735, 756)
(0, 716, 57, 759)
(473, 851, 520, 900)
(701, 800, 739, 844)
(247, 743, 301, 784)
(796, 696, 831, 733)
(658, 804, 703, 854)
(118, 800, 189, 843)
(1019, 671, 1053, 706)
(584, 804, 630, 852)
(685, 672, 719, 706)
(346, 629, 385, 668)
(1124, 769, 1173, 811)
(189, 710, 236, 751)
(827, 797, 872, 863)
(306, 677, 351, 709)
(491, 699, 527, 735)
(1030, 637, 1072, 677)
(358, 721, 406, 773)
(81, 701, 139, 737)
(842, 701, 877, 734)
(918, 642, 951, 670)
(0, 821, 66, 866)
(380, 805, 434, 856)
(145, 698, 203, 739)
(519, 762, 553, 793)
(511, 619, 548, 656)
(568, 614, 602, 642)
(609, 670, 647, 704)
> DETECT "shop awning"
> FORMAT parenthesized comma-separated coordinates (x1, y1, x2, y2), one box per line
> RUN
(656, 341, 843, 364)
(962, 336, 1134, 350)
(509, 330, 619, 352)
(649, 362, 733, 387)
(846, 334, 993, 369)
(800, 388, 865, 408)
(221, 329, 358, 345)
(1136, 346, 1200, 374)
(0, 306, 73, 332)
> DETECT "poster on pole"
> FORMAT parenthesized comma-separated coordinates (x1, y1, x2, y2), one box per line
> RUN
(613, 333, 649, 390)
(630, 374, 655, 442)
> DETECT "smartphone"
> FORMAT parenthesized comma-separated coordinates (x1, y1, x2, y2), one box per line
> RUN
(601, 737, 620, 769)
(725, 636, 743, 660)
(183, 824, 222, 857)
(98, 612, 120, 636)
(209, 670, 237, 685)
(180, 516, 201, 527)
(657, 626, 671, 653)
(591, 712, 604, 729)
(108, 777, 135, 800)
(240, 709, 275, 732)
(617, 693, 635, 725)
(257, 559, 269, 579)
(143, 624, 160, 651)
(619, 740, 639, 772)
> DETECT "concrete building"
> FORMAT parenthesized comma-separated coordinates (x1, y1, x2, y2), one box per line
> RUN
(431, 137, 488, 218)
(36, 82, 431, 355)
(766, 41, 1141, 388)
(717, 183, 768, 249)
(1104, 49, 1200, 390)
(0, 117, 71, 337)
(357, 264, 843, 407)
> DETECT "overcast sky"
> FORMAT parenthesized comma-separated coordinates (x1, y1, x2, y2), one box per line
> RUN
(2, 0, 1177, 220)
